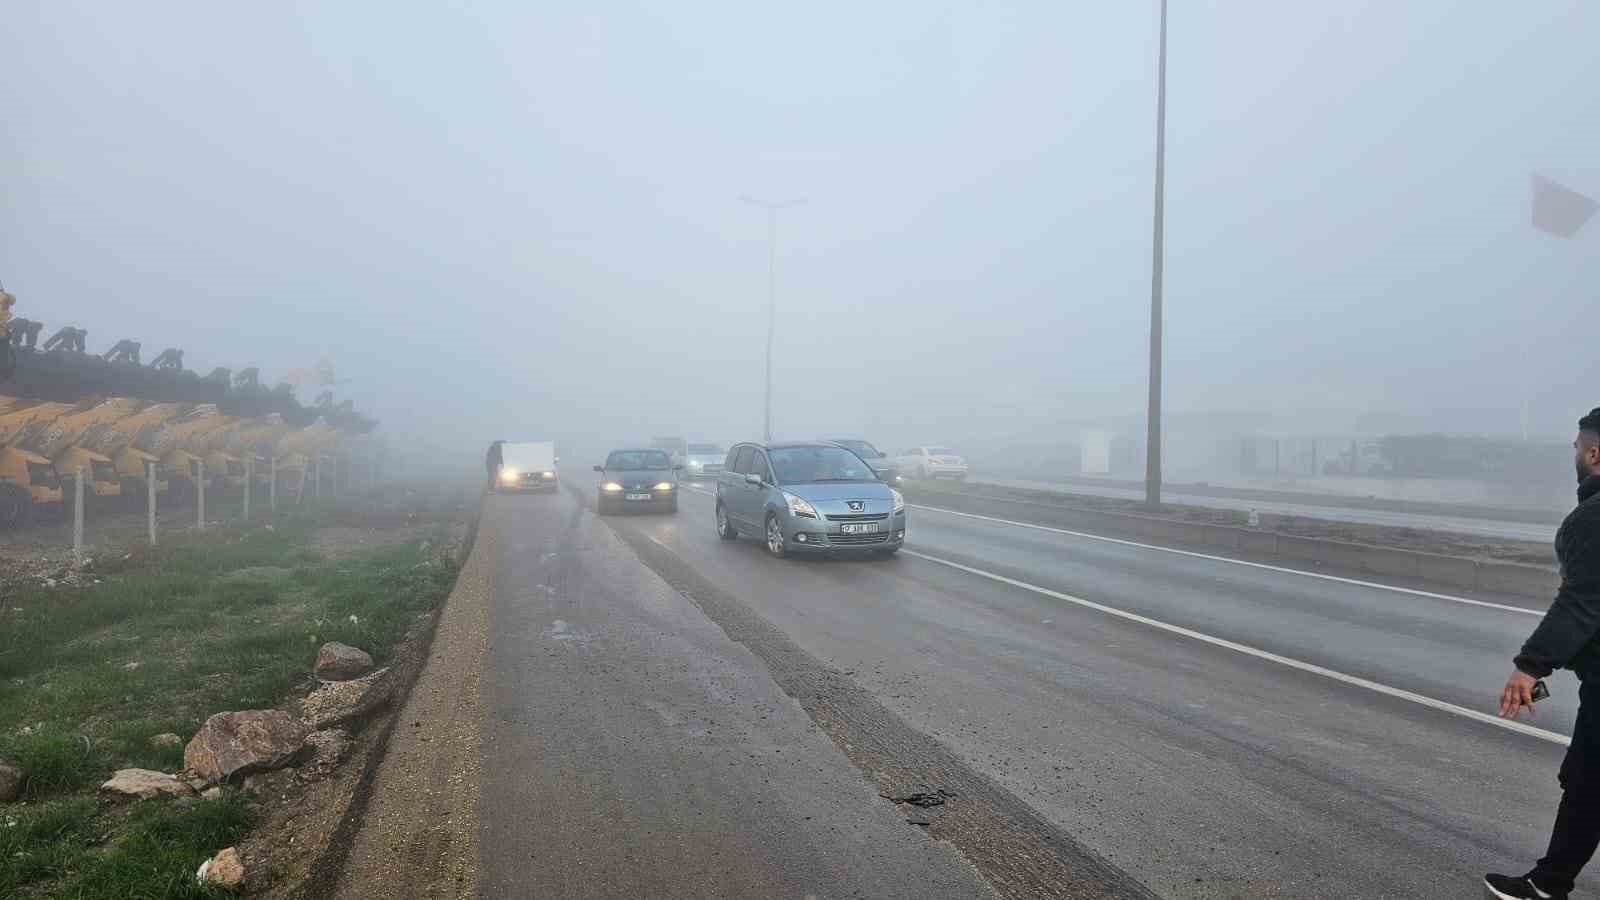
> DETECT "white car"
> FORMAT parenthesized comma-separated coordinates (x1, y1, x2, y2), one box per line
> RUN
(897, 446, 969, 481)
(682, 443, 727, 480)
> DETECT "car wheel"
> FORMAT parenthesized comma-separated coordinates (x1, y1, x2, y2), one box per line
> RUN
(765, 514, 788, 558)
(716, 503, 738, 540)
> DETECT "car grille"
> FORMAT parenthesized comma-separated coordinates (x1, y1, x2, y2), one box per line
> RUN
(830, 532, 890, 545)
(826, 512, 888, 522)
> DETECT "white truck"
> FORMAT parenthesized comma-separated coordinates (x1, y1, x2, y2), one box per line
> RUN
(496, 440, 559, 493)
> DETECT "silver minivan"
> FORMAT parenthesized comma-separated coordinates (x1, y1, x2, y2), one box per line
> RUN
(714, 441, 905, 558)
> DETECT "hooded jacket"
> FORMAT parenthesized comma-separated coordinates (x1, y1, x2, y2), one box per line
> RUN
(1516, 474, 1600, 679)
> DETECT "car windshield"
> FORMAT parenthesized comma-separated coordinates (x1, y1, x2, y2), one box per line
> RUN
(928, 447, 957, 456)
(687, 444, 722, 454)
(769, 446, 877, 484)
(834, 440, 882, 459)
(606, 450, 671, 470)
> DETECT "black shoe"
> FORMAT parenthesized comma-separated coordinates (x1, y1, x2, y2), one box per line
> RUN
(1485, 873, 1565, 900)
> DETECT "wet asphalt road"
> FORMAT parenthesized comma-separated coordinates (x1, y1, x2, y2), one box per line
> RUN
(480, 477, 1590, 898)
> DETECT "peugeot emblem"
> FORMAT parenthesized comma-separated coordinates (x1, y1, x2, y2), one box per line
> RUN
(847, 500, 865, 512)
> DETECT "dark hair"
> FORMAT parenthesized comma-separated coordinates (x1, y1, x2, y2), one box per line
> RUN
(1581, 409, 1600, 437)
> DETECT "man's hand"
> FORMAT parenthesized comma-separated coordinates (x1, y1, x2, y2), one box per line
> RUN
(1499, 669, 1539, 719)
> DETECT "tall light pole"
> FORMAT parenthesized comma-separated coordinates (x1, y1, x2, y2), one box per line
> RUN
(1144, 0, 1169, 509)
(743, 196, 803, 442)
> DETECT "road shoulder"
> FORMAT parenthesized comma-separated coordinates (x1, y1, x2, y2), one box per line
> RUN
(329, 509, 493, 899)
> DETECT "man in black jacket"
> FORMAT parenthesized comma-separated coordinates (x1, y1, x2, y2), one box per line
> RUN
(1487, 408, 1600, 900)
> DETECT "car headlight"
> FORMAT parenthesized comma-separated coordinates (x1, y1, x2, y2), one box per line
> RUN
(654, 482, 674, 491)
(784, 492, 818, 519)
(541, 471, 555, 479)
(500, 468, 519, 481)
(602, 482, 623, 492)
(891, 489, 905, 513)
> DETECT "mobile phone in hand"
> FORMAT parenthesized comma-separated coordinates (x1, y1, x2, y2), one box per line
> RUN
(1532, 680, 1551, 703)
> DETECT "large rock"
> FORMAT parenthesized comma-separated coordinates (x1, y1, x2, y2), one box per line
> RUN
(184, 711, 312, 783)
(197, 846, 245, 891)
(101, 768, 196, 800)
(299, 667, 393, 730)
(313, 642, 374, 682)
(0, 759, 23, 801)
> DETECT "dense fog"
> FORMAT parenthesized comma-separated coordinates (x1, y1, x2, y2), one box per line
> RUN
(4, 2, 1597, 503)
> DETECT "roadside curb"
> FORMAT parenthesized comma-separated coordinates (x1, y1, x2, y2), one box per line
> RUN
(908, 488, 1557, 600)
(290, 496, 484, 900)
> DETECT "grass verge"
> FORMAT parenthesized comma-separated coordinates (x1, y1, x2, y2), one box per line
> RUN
(0, 498, 463, 899)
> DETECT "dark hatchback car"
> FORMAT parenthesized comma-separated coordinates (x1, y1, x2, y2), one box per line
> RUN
(594, 448, 680, 514)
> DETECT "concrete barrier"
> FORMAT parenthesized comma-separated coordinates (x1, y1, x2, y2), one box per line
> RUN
(909, 487, 1557, 601)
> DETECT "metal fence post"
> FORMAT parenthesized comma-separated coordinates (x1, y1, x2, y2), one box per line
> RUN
(270, 455, 277, 511)
(243, 455, 252, 521)
(147, 461, 157, 546)
(73, 466, 85, 567)
(197, 461, 206, 532)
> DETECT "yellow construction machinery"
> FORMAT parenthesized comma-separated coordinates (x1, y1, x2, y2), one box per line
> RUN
(0, 399, 68, 526)
(0, 288, 377, 528)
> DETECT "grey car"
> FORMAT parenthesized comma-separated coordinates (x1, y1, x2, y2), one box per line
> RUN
(714, 441, 905, 558)
(823, 438, 900, 484)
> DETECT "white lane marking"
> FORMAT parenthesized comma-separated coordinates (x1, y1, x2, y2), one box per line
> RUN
(902, 548, 1568, 745)
(910, 504, 1544, 617)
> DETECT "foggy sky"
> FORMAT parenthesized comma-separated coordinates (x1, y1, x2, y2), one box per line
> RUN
(3, 1, 1598, 456)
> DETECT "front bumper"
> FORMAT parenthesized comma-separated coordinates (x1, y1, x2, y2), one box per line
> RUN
(599, 487, 676, 509)
(782, 511, 906, 552)
(502, 474, 559, 492)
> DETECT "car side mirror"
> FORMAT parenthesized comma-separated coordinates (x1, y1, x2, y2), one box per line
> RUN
(592, 465, 604, 473)
(744, 473, 762, 486)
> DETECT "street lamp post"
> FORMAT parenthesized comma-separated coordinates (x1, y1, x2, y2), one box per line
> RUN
(1145, 0, 1169, 509)
(744, 196, 802, 443)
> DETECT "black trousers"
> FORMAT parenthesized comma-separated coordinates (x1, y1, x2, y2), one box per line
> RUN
(1533, 678, 1600, 893)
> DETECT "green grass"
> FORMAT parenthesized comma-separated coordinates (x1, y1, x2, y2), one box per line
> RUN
(0, 499, 462, 898)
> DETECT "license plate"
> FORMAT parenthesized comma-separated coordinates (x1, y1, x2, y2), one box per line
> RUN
(625, 493, 651, 501)
(839, 523, 879, 535)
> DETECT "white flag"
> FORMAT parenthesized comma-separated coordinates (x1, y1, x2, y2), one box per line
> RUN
(1532, 174, 1597, 238)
